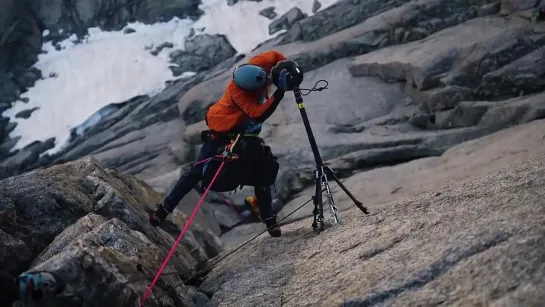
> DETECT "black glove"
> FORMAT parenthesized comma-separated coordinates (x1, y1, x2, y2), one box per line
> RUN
(276, 68, 289, 91)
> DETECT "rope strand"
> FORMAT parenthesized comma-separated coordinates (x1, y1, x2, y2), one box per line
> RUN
(299, 80, 329, 96)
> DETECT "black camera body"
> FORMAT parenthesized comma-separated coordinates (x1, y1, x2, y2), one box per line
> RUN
(272, 60, 304, 91)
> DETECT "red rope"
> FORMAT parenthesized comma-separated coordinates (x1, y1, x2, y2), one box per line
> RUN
(140, 161, 226, 306)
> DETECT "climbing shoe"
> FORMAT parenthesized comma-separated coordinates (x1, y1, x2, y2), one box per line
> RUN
(264, 214, 281, 237)
(149, 204, 170, 227)
(17, 271, 65, 303)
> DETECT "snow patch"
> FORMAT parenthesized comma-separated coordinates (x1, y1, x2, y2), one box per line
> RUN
(5, 0, 338, 155)
(4, 18, 194, 155)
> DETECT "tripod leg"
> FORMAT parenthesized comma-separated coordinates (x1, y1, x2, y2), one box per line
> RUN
(311, 196, 318, 231)
(315, 169, 325, 232)
(321, 169, 340, 225)
(324, 166, 369, 214)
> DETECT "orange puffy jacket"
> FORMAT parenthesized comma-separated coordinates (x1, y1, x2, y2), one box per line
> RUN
(206, 50, 287, 134)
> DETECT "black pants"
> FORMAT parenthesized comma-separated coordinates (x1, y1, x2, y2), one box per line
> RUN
(163, 139, 274, 220)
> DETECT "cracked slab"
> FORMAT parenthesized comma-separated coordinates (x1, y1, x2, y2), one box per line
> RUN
(202, 119, 545, 306)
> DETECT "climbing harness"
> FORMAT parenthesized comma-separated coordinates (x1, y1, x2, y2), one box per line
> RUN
(200, 132, 279, 193)
(140, 79, 370, 305)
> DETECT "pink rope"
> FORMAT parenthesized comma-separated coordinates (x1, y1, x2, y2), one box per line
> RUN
(140, 161, 226, 307)
(193, 155, 223, 166)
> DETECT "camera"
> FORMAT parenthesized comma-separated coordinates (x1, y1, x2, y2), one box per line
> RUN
(272, 60, 304, 91)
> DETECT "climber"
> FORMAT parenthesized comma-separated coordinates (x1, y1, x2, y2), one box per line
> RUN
(149, 50, 303, 238)
(0, 270, 65, 307)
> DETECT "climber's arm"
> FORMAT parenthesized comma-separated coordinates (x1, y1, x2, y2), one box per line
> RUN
(231, 88, 284, 123)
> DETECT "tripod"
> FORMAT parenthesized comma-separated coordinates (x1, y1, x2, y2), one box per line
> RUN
(292, 86, 369, 232)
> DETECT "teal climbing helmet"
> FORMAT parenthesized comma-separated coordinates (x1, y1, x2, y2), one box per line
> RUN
(232, 64, 267, 91)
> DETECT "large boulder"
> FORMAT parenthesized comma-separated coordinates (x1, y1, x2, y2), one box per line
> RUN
(0, 157, 223, 277)
(28, 219, 205, 307)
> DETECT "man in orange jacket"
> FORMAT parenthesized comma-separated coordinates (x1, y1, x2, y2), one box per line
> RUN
(150, 50, 302, 237)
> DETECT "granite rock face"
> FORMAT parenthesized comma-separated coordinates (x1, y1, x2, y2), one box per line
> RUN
(203, 119, 545, 306)
(2, 0, 545, 305)
(0, 157, 223, 306)
(348, 16, 545, 109)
